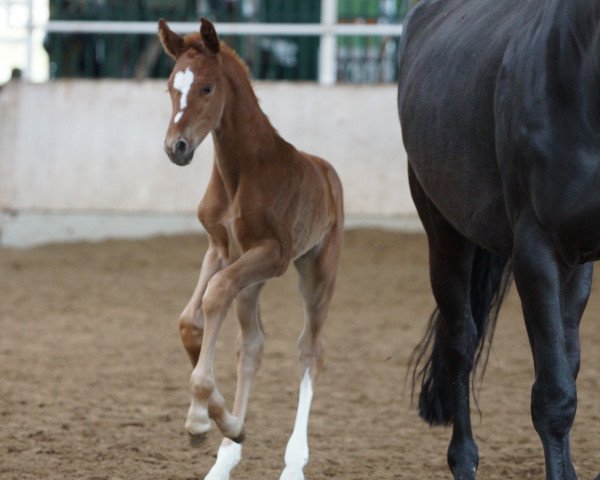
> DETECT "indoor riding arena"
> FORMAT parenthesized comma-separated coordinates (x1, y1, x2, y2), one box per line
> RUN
(2, 230, 600, 479)
(1, 2, 599, 480)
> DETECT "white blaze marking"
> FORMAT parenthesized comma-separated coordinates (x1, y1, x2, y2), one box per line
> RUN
(205, 439, 242, 480)
(173, 67, 194, 124)
(280, 370, 313, 480)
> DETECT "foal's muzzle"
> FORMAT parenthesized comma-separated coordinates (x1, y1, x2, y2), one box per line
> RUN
(165, 137, 194, 166)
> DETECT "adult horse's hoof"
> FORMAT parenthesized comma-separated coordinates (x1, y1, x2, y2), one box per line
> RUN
(451, 465, 477, 480)
(188, 431, 209, 446)
(594, 472, 600, 480)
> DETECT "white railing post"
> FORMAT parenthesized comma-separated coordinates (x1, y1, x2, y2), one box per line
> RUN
(24, 0, 34, 80)
(318, 0, 337, 85)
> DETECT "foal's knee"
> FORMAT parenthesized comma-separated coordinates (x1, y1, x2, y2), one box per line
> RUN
(531, 377, 576, 438)
(190, 370, 216, 401)
(179, 312, 203, 364)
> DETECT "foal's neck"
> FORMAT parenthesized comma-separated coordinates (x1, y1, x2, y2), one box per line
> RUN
(211, 46, 283, 192)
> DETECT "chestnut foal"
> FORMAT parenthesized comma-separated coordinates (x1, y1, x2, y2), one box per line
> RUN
(158, 18, 344, 480)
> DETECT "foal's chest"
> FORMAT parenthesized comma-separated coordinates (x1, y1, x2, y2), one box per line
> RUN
(203, 212, 246, 263)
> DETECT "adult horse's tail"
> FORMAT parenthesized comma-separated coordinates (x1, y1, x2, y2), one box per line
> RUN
(409, 247, 512, 425)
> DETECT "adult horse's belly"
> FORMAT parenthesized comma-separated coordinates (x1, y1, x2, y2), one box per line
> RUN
(406, 142, 513, 256)
(397, 0, 539, 256)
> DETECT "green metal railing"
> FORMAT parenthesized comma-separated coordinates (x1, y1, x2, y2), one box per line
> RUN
(45, 0, 409, 82)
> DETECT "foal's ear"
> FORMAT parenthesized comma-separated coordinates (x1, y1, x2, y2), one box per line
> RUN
(200, 18, 220, 55)
(158, 19, 184, 59)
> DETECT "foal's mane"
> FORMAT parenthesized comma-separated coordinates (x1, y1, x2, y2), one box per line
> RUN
(220, 43, 251, 77)
(181, 32, 282, 140)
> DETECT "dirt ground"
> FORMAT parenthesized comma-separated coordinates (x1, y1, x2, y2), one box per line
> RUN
(1, 230, 598, 479)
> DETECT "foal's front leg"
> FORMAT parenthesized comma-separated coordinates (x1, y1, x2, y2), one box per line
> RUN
(205, 283, 265, 480)
(179, 244, 222, 437)
(191, 240, 287, 441)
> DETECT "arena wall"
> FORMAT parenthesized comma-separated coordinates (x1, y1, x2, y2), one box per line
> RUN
(0, 80, 418, 246)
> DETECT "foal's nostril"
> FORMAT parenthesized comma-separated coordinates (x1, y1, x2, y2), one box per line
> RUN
(174, 139, 188, 155)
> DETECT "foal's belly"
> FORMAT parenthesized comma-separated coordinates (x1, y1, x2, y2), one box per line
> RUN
(291, 217, 331, 260)
(207, 213, 330, 266)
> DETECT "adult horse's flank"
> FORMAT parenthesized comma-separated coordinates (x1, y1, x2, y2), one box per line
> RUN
(158, 18, 343, 480)
(399, 1, 599, 479)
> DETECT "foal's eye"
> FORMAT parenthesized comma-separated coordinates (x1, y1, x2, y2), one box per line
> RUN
(201, 84, 213, 95)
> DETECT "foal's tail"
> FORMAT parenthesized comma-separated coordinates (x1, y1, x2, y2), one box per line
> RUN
(409, 247, 512, 426)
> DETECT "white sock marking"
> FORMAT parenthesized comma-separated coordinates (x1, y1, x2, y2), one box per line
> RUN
(280, 370, 313, 480)
(205, 439, 242, 480)
(173, 67, 194, 124)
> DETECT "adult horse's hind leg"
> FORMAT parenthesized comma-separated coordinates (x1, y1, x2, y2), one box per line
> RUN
(409, 166, 508, 479)
(512, 215, 578, 480)
(280, 224, 342, 480)
(561, 263, 592, 480)
(562, 263, 592, 381)
(423, 224, 480, 479)
(205, 283, 265, 480)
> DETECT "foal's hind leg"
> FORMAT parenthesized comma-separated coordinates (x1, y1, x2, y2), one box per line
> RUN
(280, 227, 342, 480)
(205, 283, 265, 480)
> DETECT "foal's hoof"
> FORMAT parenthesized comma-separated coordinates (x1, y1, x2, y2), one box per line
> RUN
(188, 431, 209, 446)
(594, 473, 600, 480)
(219, 415, 245, 443)
(230, 428, 245, 444)
(185, 411, 211, 436)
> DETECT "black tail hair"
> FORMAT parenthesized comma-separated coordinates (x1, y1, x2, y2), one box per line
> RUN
(408, 246, 512, 425)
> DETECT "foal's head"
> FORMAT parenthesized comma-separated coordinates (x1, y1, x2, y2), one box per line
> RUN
(159, 18, 224, 166)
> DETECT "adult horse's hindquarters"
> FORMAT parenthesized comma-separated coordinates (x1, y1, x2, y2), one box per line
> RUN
(398, 1, 600, 479)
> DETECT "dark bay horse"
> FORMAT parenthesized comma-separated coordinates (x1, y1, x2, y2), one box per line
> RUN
(398, 1, 599, 479)
(158, 18, 344, 480)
